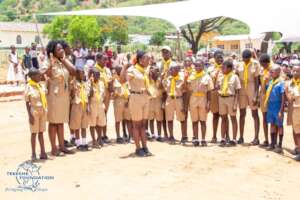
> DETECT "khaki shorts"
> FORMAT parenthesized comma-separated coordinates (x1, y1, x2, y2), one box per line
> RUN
(69, 104, 89, 130)
(113, 98, 131, 122)
(129, 94, 149, 121)
(165, 97, 185, 121)
(260, 93, 267, 113)
(148, 98, 163, 121)
(189, 96, 207, 122)
(210, 90, 219, 113)
(239, 87, 258, 110)
(292, 108, 300, 134)
(89, 101, 106, 127)
(219, 96, 237, 116)
(29, 107, 46, 133)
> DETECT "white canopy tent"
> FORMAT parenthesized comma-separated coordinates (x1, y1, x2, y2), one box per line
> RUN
(40, 0, 300, 40)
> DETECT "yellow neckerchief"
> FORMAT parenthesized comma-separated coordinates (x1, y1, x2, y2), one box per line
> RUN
(185, 66, 193, 74)
(221, 71, 234, 96)
(163, 59, 171, 73)
(122, 82, 130, 99)
(188, 70, 205, 81)
(215, 63, 222, 70)
(261, 64, 271, 87)
(292, 78, 300, 90)
(135, 63, 150, 89)
(28, 79, 47, 110)
(79, 81, 88, 109)
(95, 63, 108, 88)
(92, 81, 100, 102)
(170, 75, 179, 97)
(243, 60, 252, 89)
(264, 78, 280, 107)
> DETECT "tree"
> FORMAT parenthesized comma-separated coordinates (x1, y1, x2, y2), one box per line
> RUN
(43, 16, 72, 40)
(150, 31, 166, 46)
(180, 17, 228, 54)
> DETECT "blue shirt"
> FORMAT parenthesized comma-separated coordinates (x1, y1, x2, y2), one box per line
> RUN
(266, 80, 285, 111)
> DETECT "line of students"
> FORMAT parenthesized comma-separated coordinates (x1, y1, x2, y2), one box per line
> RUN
(24, 40, 300, 161)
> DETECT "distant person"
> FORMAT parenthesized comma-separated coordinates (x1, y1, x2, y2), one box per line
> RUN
(7, 45, 21, 85)
(22, 46, 32, 81)
(73, 44, 85, 69)
(104, 45, 113, 69)
(30, 43, 39, 69)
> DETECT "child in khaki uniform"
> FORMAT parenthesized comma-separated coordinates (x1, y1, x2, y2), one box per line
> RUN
(25, 69, 48, 161)
(217, 60, 241, 147)
(237, 49, 260, 145)
(148, 65, 164, 141)
(287, 65, 300, 161)
(207, 51, 225, 143)
(113, 65, 132, 144)
(186, 59, 213, 146)
(69, 68, 90, 151)
(163, 63, 186, 144)
(89, 69, 106, 147)
(95, 53, 113, 143)
(259, 54, 272, 147)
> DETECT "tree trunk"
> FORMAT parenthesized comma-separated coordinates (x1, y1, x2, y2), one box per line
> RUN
(260, 32, 273, 53)
(283, 42, 293, 53)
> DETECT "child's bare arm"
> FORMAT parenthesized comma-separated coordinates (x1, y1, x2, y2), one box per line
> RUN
(25, 102, 34, 125)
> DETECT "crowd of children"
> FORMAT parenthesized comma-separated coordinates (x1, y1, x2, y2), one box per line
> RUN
(24, 40, 300, 161)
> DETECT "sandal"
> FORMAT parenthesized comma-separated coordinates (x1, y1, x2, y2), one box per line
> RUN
(31, 154, 37, 161)
(169, 136, 176, 144)
(250, 139, 260, 146)
(201, 140, 208, 147)
(228, 140, 237, 147)
(219, 140, 226, 147)
(51, 150, 62, 157)
(60, 148, 75, 154)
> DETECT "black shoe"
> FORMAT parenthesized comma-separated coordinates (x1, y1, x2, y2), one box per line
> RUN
(237, 137, 244, 144)
(116, 137, 124, 144)
(192, 138, 199, 147)
(226, 137, 231, 143)
(259, 141, 269, 148)
(180, 137, 188, 145)
(143, 147, 153, 156)
(201, 140, 208, 147)
(294, 154, 300, 161)
(267, 144, 275, 151)
(273, 146, 283, 154)
(98, 138, 104, 146)
(152, 134, 156, 140)
(250, 139, 260, 146)
(103, 136, 110, 144)
(70, 138, 76, 146)
(228, 140, 237, 146)
(156, 136, 164, 142)
(169, 136, 176, 143)
(135, 149, 145, 157)
(291, 147, 300, 155)
(64, 140, 73, 148)
(77, 145, 86, 151)
(219, 139, 226, 147)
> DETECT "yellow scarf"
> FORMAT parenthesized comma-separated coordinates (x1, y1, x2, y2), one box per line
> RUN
(93, 82, 100, 102)
(215, 63, 222, 69)
(221, 71, 233, 96)
(170, 75, 179, 97)
(122, 83, 130, 99)
(243, 60, 252, 89)
(262, 64, 270, 85)
(188, 70, 205, 81)
(163, 59, 171, 73)
(28, 79, 47, 110)
(292, 78, 300, 90)
(95, 64, 108, 88)
(80, 82, 88, 109)
(185, 66, 193, 74)
(135, 63, 150, 90)
(264, 78, 280, 107)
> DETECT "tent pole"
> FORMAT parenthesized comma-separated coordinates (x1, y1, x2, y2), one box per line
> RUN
(176, 29, 182, 62)
(33, 14, 44, 49)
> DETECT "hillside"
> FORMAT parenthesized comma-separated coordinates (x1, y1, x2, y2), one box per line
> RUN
(0, 0, 249, 35)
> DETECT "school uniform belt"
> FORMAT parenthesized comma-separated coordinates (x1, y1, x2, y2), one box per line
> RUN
(192, 92, 205, 97)
(219, 95, 234, 98)
(130, 90, 144, 95)
(169, 95, 182, 99)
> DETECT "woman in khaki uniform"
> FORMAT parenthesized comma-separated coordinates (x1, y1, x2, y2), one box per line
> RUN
(217, 60, 241, 147)
(287, 66, 300, 161)
(163, 63, 187, 144)
(45, 40, 76, 156)
(237, 49, 260, 145)
(259, 54, 272, 147)
(120, 51, 152, 157)
(186, 59, 213, 146)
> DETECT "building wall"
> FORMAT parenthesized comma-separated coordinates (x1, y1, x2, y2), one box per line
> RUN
(0, 30, 48, 49)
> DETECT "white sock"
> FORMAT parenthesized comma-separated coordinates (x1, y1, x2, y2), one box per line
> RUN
(82, 138, 87, 145)
(75, 139, 81, 146)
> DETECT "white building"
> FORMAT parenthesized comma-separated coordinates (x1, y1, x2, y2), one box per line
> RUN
(0, 22, 48, 49)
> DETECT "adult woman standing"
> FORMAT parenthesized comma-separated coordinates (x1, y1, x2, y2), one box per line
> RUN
(45, 40, 76, 156)
(7, 45, 18, 84)
(120, 51, 152, 157)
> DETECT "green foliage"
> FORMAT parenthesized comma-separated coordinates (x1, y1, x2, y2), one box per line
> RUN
(218, 20, 250, 35)
(150, 31, 166, 46)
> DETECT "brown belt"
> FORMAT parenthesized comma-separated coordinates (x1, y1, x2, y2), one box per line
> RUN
(219, 95, 234, 98)
(130, 90, 144, 95)
(169, 95, 182, 99)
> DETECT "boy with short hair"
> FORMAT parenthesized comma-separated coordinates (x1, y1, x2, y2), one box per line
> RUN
(89, 69, 107, 147)
(217, 60, 241, 147)
(25, 68, 47, 161)
(264, 65, 285, 153)
(69, 68, 90, 151)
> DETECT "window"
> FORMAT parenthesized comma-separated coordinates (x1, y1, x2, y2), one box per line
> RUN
(16, 35, 22, 44)
(35, 36, 40, 44)
(217, 45, 224, 49)
(245, 43, 253, 49)
(231, 44, 239, 50)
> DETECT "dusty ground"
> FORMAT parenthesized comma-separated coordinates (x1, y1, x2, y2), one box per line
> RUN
(0, 100, 299, 200)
